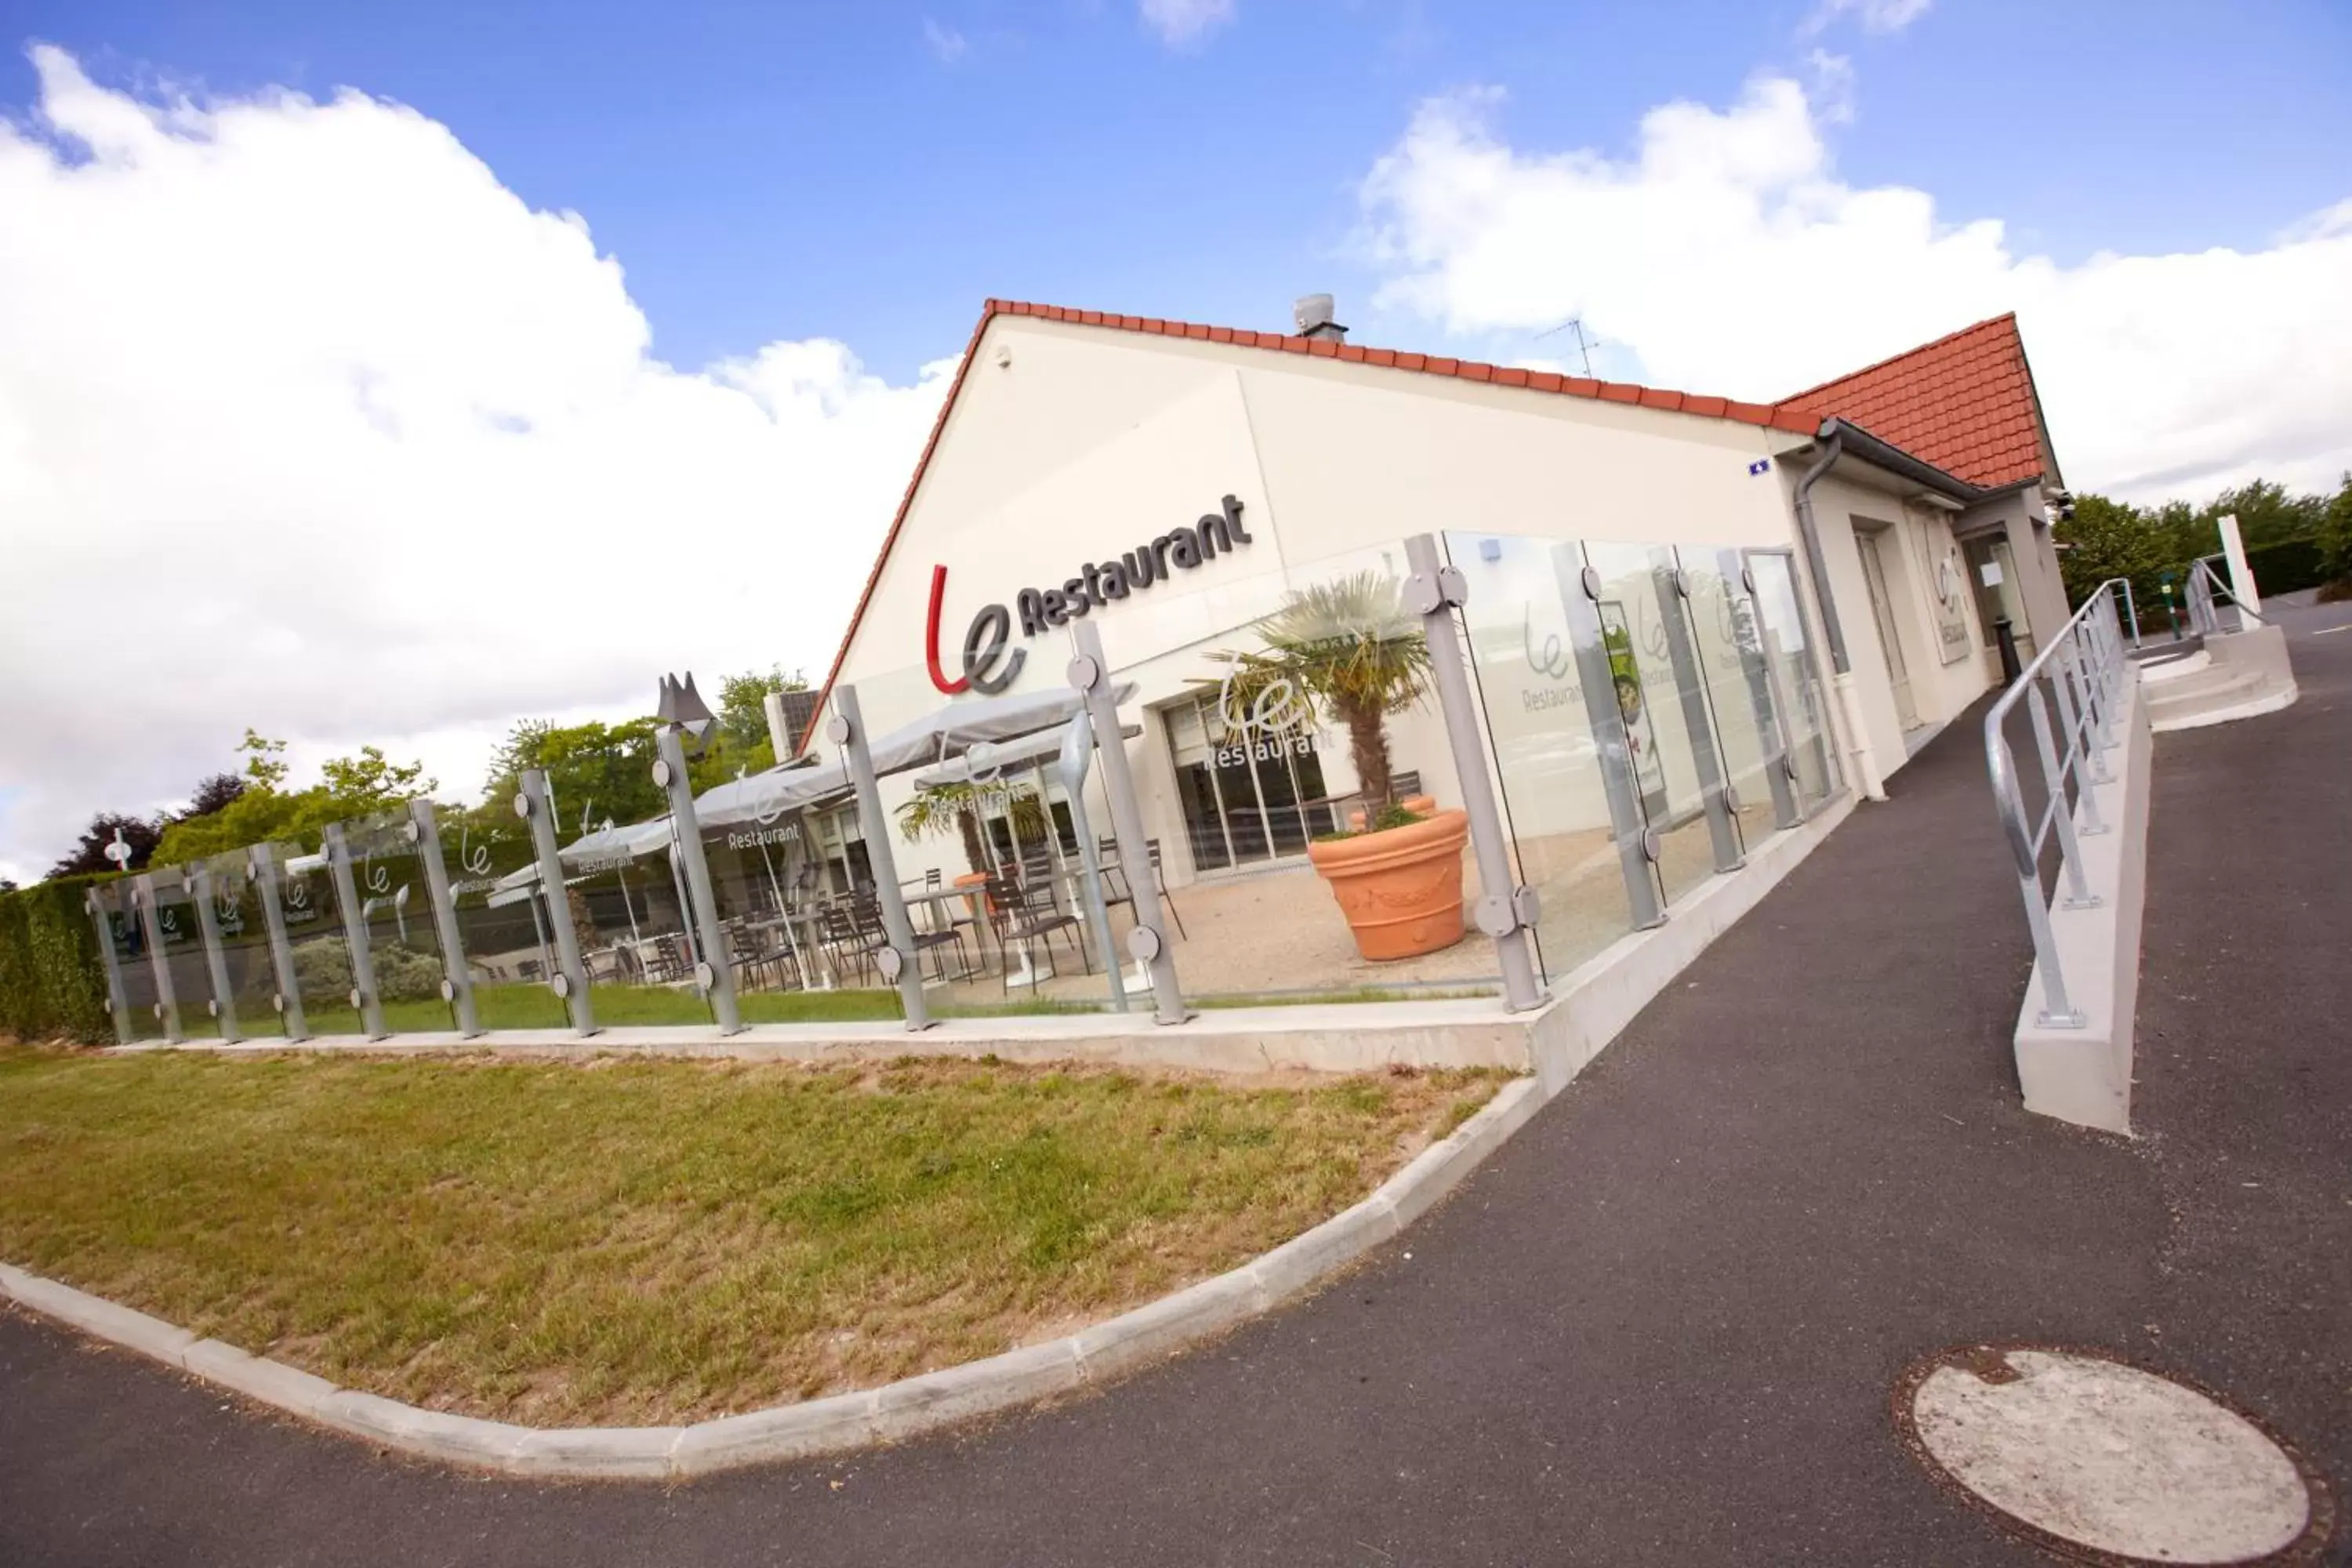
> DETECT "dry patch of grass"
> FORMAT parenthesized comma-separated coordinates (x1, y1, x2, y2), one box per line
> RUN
(0, 1044, 1501, 1425)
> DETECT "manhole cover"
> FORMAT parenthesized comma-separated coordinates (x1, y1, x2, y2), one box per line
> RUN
(1894, 1345, 2332, 1565)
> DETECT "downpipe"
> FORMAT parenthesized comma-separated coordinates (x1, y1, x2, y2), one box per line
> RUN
(1791, 430, 1887, 800)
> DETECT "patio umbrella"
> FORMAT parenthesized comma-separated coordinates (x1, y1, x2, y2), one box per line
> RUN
(695, 683, 1138, 828)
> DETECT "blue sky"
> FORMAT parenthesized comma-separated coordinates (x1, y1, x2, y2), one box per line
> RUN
(10, 0, 2348, 384)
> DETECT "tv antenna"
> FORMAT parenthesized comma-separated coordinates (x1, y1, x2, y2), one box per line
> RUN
(1537, 317, 1600, 378)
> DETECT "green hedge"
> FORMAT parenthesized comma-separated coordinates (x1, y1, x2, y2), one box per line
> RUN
(2241, 539, 2330, 598)
(0, 875, 117, 1044)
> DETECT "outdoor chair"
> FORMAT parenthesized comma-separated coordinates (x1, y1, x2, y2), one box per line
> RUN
(728, 924, 791, 993)
(818, 903, 886, 988)
(983, 872, 1088, 993)
(852, 888, 974, 986)
(648, 933, 692, 985)
(924, 866, 979, 942)
(1096, 837, 1187, 940)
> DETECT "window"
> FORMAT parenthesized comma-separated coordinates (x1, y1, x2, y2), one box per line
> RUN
(1160, 691, 1336, 873)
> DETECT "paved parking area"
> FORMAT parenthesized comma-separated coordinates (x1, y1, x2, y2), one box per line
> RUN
(4, 598, 2346, 1566)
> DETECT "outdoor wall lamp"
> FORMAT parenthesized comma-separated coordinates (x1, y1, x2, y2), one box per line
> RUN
(656, 671, 717, 752)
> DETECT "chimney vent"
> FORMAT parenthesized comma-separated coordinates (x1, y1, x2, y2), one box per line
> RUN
(1293, 293, 1347, 343)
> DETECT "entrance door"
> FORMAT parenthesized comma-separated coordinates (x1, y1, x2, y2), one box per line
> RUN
(1857, 529, 1921, 730)
(1962, 534, 2036, 664)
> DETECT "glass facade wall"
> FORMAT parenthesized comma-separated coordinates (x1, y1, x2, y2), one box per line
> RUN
(438, 808, 569, 1030)
(1446, 532, 1841, 985)
(67, 528, 1846, 1042)
(561, 818, 713, 1027)
(199, 849, 285, 1038)
(143, 872, 216, 1037)
(341, 809, 458, 1033)
(98, 881, 169, 1041)
(1745, 551, 1842, 813)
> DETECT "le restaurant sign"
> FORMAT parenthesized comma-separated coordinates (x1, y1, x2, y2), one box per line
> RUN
(925, 494, 1254, 695)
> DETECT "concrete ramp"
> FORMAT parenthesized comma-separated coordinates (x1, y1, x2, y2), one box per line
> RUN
(2147, 624, 2297, 731)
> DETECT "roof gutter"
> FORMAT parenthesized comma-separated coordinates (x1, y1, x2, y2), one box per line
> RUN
(1823, 419, 1988, 506)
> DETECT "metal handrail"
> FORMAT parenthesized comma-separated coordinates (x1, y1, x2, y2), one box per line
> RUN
(2189, 554, 2263, 634)
(1983, 578, 2132, 1027)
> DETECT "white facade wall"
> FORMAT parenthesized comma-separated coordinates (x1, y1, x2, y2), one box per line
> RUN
(1795, 465, 2006, 778)
(818, 314, 2005, 889)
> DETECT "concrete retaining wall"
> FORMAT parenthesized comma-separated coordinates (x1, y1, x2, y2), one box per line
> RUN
(2013, 668, 2153, 1134)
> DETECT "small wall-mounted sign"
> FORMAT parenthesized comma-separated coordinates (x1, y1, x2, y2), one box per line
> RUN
(1980, 561, 2005, 587)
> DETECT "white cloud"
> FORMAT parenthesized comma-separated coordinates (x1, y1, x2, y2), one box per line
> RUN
(0, 49, 954, 881)
(923, 19, 969, 63)
(1802, 0, 1931, 35)
(1356, 75, 2352, 504)
(1139, 0, 1236, 49)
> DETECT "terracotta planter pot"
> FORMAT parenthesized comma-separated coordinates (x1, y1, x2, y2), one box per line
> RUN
(953, 871, 992, 919)
(1398, 793, 1437, 815)
(1305, 808, 1470, 962)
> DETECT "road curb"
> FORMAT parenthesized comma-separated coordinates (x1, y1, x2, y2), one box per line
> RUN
(0, 1074, 1544, 1480)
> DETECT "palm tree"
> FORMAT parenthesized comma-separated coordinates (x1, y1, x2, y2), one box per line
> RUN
(1211, 571, 1432, 814)
(895, 781, 1048, 873)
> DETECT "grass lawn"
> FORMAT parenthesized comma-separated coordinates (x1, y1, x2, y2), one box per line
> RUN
(267, 982, 1501, 1039)
(0, 1044, 1501, 1426)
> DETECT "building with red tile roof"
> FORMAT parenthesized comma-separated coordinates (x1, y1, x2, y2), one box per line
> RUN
(792, 296, 2074, 851)
(1773, 313, 2061, 492)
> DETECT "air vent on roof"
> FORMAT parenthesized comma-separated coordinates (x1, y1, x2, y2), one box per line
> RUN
(1293, 294, 1347, 343)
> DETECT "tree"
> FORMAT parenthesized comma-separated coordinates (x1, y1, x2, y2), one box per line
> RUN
(236, 729, 290, 790)
(183, 771, 247, 819)
(897, 781, 1037, 875)
(149, 735, 437, 867)
(2054, 494, 2177, 616)
(0, 878, 16, 894)
(2197, 479, 2327, 552)
(2318, 472, 2352, 595)
(1211, 572, 1431, 811)
(481, 717, 665, 836)
(716, 666, 807, 752)
(318, 746, 437, 811)
(48, 811, 165, 878)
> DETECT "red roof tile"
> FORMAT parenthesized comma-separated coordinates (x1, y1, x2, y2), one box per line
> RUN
(1771, 313, 2056, 491)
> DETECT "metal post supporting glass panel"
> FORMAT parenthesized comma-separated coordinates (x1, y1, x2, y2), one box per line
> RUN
(517, 768, 597, 1036)
(1721, 550, 1802, 832)
(1055, 709, 1129, 1013)
(85, 889, 134, 1045)
(826, 684, 933, 1031)
(1652, 551, 1744, 873)
(187, 865, 244, 1044)
(1554, 544, 1667, 931)
(249, 844, 310, 1040)
(1404, 534, 1546, 1012)
(130, 874, 184, 1042)
(1069, 619, 1189, 1025)
(407, 800, 480, 1038)
(319, 823, 387, 1040)
(654, 726, 742, 1036)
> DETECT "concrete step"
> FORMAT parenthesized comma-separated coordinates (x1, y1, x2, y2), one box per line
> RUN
(2147, 664, 2247, 706)
(2150, 665, 2293, 732)
(2136, 649, 2212, 686)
